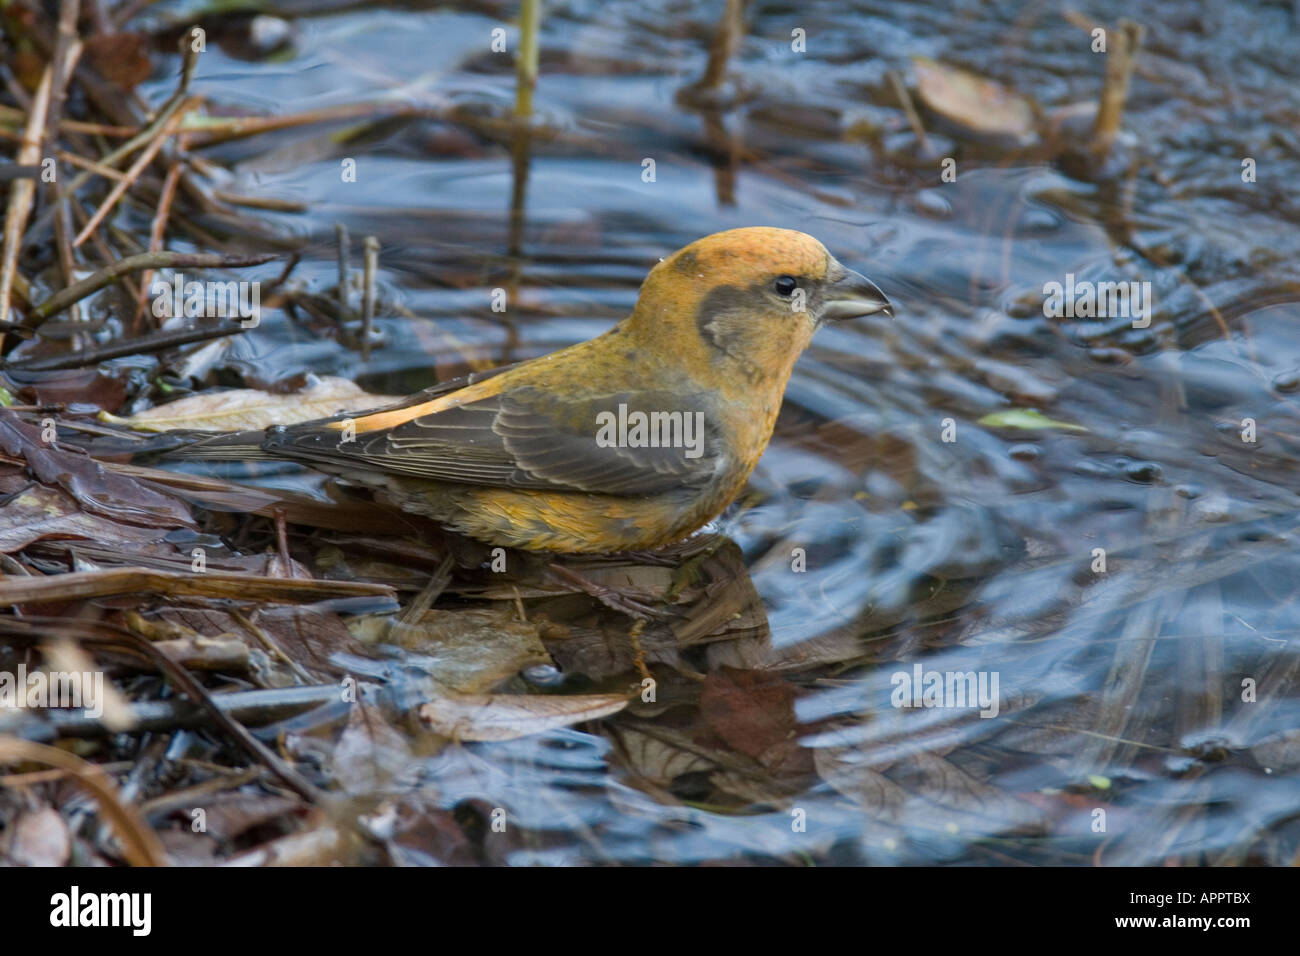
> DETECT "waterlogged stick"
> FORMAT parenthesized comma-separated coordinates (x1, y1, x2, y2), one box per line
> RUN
(335, 221, 352, 317)
(0, 568, 394, 606)
(1091, 19, 1144, 160)
(889, 69, 932, 157)
(27, 249, 275, 323)
(72, 102, 192, 246)
(28, 39, 200, 239)
(361, 234, 379, 358)
(514, 0, 541, 118)
(46, 0, 86, 324)
(133, 161, 184, 328)
(0, 63, 53, 333)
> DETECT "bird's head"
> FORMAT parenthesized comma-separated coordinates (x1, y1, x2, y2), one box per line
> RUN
(626, 227, 892, 384)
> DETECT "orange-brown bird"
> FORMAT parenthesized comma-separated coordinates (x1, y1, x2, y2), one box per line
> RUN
(180, 227, 891, 552)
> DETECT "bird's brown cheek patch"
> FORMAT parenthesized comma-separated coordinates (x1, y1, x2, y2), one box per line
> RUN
(694, 283, 756, 355)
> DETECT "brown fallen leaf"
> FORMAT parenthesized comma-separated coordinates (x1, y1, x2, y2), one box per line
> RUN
(83, 33, 153, 90)
(390, 608, 553, 695)
(0, 471, 176, 553)
(19, 368, 128, 411)
(911, 56, 1038, 146)
(699, 667, 800, 765)
(814, 746, 909, 824)
(0, 413, 195, 529)
(611, 725, 717, 786)
(419, 692, 628, 742)
(892, 751, 1045, 830)
(332, 701, 414, 795)
(178, 794, 304, 843)
(100, 376, 400, 432)
(380, 796, 480, 867)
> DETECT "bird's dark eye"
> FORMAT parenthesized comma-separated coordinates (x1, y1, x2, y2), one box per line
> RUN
(774, 275, 798, 296)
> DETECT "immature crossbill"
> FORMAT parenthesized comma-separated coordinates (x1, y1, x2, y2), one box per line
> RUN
(180, 227, 891, 552)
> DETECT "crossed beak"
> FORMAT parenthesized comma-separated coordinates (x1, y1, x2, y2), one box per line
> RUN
(821, 266, 893, 321)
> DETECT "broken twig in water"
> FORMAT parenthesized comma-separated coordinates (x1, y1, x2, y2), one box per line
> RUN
(1091, 19, 1144, 160)
(26, 249, 276, 322)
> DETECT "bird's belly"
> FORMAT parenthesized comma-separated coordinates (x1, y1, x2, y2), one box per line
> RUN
(375, 477, 738, 553)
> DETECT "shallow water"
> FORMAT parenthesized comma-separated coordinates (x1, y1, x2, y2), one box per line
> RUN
(121, 0, 1300, 864)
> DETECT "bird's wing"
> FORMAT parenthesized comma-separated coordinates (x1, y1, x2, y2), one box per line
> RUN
(262, 382, 727, 496)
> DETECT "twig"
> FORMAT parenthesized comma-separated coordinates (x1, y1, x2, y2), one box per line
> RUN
(229, 607, 315, 685)
(693, 0, 743, 93)
(335, 222, 351, 317)
(66, 195, 144, 310)
(73, 102, 190, 247)
(210, 190, 309, 213)
(0, 103, 134, 137)
(45, 146, 128, 181)
(27, 249, 275, 323)
(514, 0, 541, 118)
(0, 567, 395, 606)
(0, 63, 54, 336)
(392, 555, 454, 634)
(361, 234, 379, 359)
(0, 616, 330, 804)
(44, 0, 83, 140)
(5, 323, 249, 371)
(0, 737, 167, 866)
(31, 37, 200, 238)
(179, 101, 435, 147)
(45, 1, 85, 324)
(133, 162, 183, 329)
(888, 69, 932, 157)
(1091, 19, 1144, 159)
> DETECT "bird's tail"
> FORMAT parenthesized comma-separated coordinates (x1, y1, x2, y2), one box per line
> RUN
(62, 427, 275, 462)
(157, 428, 274, 460)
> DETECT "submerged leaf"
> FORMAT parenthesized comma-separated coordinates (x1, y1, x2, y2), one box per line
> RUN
(912, 56, 1037, 145)
(393, 608, 553, 695)
(419, 692, 628, 742)
(978, 408, 1089, 432)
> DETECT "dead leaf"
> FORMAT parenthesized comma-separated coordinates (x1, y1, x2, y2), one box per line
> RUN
(333, 702, 414, 794)
(83, 33, 153, 90)
(419, 692, 628, 742)
(380, 798, 479, 867)
(100, 376, 400, 432)
(0, 413, 196, 529)
(4, 806, 70, 866)
(185, 794, 303, 841)
(393, 607, 552, 695)
(893, 751, 1045, 830)
(18, 368, 127, 412)
(612, 725, 716, 785)
(912, 56, 1037, 145)
(220, 823, 344, 866)
(699, 668, 800, 765)
(814, 747, 909, 824)
(0, 738, 166, 866)
(0, 471, 175, 553)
